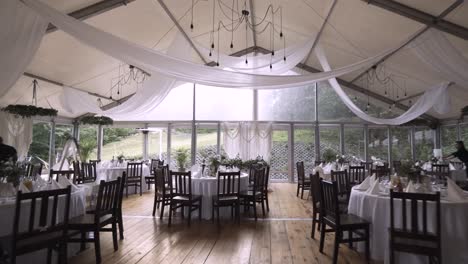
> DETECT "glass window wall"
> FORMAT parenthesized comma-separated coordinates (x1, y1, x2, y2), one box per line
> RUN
(368, 127, 388, 162)
(102, 127, 141, 160)
(414, 127, 434, 161)
(441, 126, 458, 156)
(344, 127, 365, 160)
(391, 127, 412, 161)
(293, 126, 315, 181)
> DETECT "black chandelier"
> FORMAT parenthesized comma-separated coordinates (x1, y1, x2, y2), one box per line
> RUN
(108, 64, 148, 101)
(191, 0, 285, 67)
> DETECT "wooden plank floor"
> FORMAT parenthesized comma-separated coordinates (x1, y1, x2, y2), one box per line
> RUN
(70, 183, 373, 264)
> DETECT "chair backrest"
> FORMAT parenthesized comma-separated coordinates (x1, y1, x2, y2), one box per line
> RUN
(78, 162, 97, 183)
(118, 172, 126, 210)
(154, 167, 167, 195)
(331, 169, 350, 198)
(170, 170, 193, 198)
(392, 160, 402, 171)
(49, 169, 74, 182)
(216, 171, 241, 198)
(95, 178, 121, 220)
(349, 165, 366, 184)
(360, 161, 373, 171)
(89, 159, 101, 166)
(252, 167, 266, 193)
(296, 161, 305, 182)
(389, 190, 441, 249)
(13, 186, 71, 255)
(432, 164, 449, 174)
(310, 172, 321, 210)
(263, 165, 270, 192)
(314, 160, 322, 166)
(371, 167, 390, 179)
(319, 179, 340, 225)
(25, 163, 43, 178)
(126, 162, 143, 179)
(150, 159, 164, 171)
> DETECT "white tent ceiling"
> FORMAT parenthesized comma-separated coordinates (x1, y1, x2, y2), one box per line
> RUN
(2, 0, 468, 120)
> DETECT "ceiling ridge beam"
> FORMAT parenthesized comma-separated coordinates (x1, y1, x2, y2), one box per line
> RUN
(350, 0, 464, 84)
(157, 0, 208, 64)
(249, 0, 257, 47)
(46, 0, 137, 34)
(364, 0, 468, 40)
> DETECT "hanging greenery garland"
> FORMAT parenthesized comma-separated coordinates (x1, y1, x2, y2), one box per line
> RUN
(80, 115, 113, 126)
(460, 106, 468, 120)
(2, 104, 58, 118)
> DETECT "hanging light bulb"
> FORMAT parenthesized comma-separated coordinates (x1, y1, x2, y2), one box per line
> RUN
(245, 59, 248, 64)
(283, 56, 286, 61)
(353, 96, 357, 101)
(190, 23, 194, 30)
(216, 62, 219, 66)
(230, 42, 233, 49)
(211, 43, 215, 49)
(271, 51, 275, 56)
(270, 64, 272, 69)
(209, 51, 212, 57)
(280, 31, 283, 38)
(384, 90, 387, 96)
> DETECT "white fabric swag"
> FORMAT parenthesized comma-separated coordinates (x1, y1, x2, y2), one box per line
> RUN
(0, 0, 47, 97)
(0, 112, 33, 161)
(60, 33, 191, 119)
(315, 45, 451, 125)
(412, 29, 468, 89)
(222, 122, 273, 161)
(23, 0, 406, 90)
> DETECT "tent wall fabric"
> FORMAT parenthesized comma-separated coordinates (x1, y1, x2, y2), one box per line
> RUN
(222, 122, 273, 161)
(0, 112, 33, 161)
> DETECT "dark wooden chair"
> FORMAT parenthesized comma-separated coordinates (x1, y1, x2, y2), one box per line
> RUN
(75, 162, 97, 184)
(432, 164, 449, 174)
(371, 167, 391, 179)
(392, 160, 402, 174)
(145, 159, 164, 190)
(331, 170, 351, 204)
(49, 169, 74, 182)
(263, 165, 271, 212)
(349, 165, 366, 184)
(389, 190, 441, 264)
(0, 186, 72, 264)
(168, 171, 202, 227)
(310, 172, 321, 239)
(117, 172, 126, 240)
(240, 167, 266, 221)
(319, 180, 370, 264)
(360, 161, 373, 172)
(25, 163, 43, 179)
(212, 171, 241, 226)
(152, 167, 171, 219)
(89, 159, 101, 166)
(68, 178, 121, 264)
(125, 162, 143, 197)
(296, 161, 311, 199)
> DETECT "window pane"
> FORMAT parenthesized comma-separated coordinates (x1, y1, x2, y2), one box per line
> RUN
(344, 127, 365, 160)
(196, 125, 218, 165)
(148, 127, 168, 161)
(319, 127, 340, 160)
(102, 127, 141, 160)
(170, 126, 192, 169)
(258, 85, 315, 121)
(414, 128, 434, 161)
(79, 125, 97, 162)
(196, 85, 253, 120)
(54, 124, 73, 164)
(391, 127, 412, 161)
(368, 128, 388, 161)
(441, 126, 458, 156)
(270, 129, 289, 181)
(461, 124, 468, 144)
(293, 126, 315, 181)
(29, 122, 51, 163)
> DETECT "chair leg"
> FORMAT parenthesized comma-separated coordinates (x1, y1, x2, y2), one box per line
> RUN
(80, 232, 86, 251)
(188, 204, 192, 227)
(126, 185, 128, 198)
(94, 231, 101, 264)
(311, 216, 316, 239)
(160, 200, 165, 219)
(140, 183, 142, 196)
(168, 202, 173, 227)
(118, 208, 124, 240)
(265, 192, 270, 212)
(253, 199, 258, 221)
(217, 205, 220, 227)
(365, 227, 370, 263)
(237, 201, 241, 224)
(59, 241, 67, 264)
(112, 221, 118, 251)
(152, 196, 157, 216)
(301, 187, 305, 199)
(47, 247, 53, 264)
(212, 201, 215, 223)
(348, 230, 353, 249)
(199, 200, 202, 221)
(261, 198, 266, 217)
(296, 184, 300, 197)
(319, 222, 326, 253)
(332, 231, 340, 264)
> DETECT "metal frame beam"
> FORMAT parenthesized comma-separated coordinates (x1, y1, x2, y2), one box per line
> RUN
(46, 0, 137, 34)
(248, 0, 257, 47)
(157, 0, 208, 64)
(364, 0, 468, 41)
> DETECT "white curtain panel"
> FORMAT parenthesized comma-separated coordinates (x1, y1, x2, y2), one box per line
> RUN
(412, 29, 468, 89)
(0, 112, 33, 161)
(222, 122, 272, 161)
(0, 0, 47, 97)
(22, 0, 406, 90)
(315, 45, 451, 125)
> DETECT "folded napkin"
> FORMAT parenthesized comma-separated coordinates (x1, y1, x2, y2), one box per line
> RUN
(405, 181, 416, 193)
(18, 182, 30, 193)
(58, 175, 79, 191)
(355, 176, 371, 191)
(449, 163, 456, 171)
(366, 180, 380, 195)
(447, 178, 466, 202)
(314, 166, 324, 178)
(47, 179, 65, 190)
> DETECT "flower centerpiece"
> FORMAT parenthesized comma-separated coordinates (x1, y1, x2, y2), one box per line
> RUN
(117, 154, 125, 164)
(174, 147, 190, 171)
(0, 160, 25, 187)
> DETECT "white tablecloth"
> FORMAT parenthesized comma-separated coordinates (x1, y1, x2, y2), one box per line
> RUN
(348, 187, 468, 264)
(188, 172, 249, 220)
(0, 189, 87, 263)
(97, 165, 151, 194)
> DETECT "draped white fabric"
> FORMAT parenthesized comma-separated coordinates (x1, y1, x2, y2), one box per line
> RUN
(60, 33, 191, 119)
(0, 112, 33, 160)
(196, 35, 316, 75)
(222, 122, 272, 161)
(22, 0, 403, 90)
(0, 0, 47, 97)
(412, 29, 468, 89)
(315, 45, 451, 125)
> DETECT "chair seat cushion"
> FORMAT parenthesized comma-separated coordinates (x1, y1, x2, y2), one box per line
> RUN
(69, 213, 114, 227)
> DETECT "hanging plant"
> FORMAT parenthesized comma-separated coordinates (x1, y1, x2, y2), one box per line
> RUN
(80, 115, 113, 126)
(2, 104, 58, 118)
(460, 106, 468, 120)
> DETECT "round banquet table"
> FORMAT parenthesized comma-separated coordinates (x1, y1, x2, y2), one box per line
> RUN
(97, 165, 151, 193)
(0, 189, 87, 263)
(188, 171, 249, 220)
(348, 187, 468, 264)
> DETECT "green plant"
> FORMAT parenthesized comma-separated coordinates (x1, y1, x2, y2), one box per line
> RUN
(2, 104, 57, 118)
(79, 140, 97, 162)
(174, 147, 190, 170)
(0, 160, 25, 187)
(322, 148, 337, 163)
